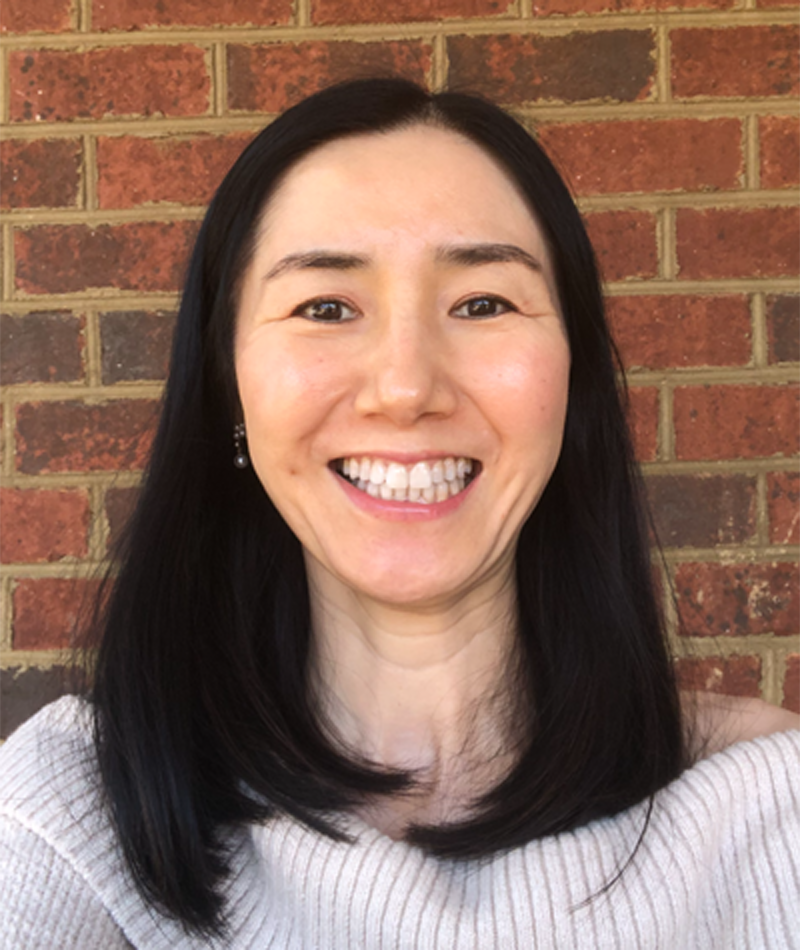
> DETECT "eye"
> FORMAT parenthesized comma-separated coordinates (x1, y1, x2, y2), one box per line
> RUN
(292, 298, 359, 322)
(451, 295, 517, 320)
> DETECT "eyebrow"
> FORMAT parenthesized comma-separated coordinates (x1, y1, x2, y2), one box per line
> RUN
(262, 242, 543, 283)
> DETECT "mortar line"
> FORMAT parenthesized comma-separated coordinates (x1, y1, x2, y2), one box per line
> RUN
(88, 482, 106, 562)
(78, 0, 91, 31)
(83, 133, 98, 211)
(745, 113, 759, 191)
(751, 292, 768, 368)
(431, 34, 447, 91)
(295, 0, 311, 28)
(83, 308, 102, 388)
(519, 0, 534, 17)
(0, 45, 8, 126)
(212, 41, 226, 117)
(659, 380, 674, 461)
(755, 471, 770, 547)
(0, 577, 13, 652)
(1, 391, 14, 479)
(2, 223, 13, 303)
(761, 648, 776, 705)
(656, 22, 670, 104)
(659, 206, 677, 280)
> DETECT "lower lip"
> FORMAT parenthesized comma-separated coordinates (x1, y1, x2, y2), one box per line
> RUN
(335, 472, 477, 522)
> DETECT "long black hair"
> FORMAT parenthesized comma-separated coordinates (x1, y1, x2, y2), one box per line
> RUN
(89, 78, 686, 937)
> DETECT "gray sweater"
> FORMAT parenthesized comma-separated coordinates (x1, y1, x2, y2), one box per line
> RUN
(0, 697, 798, 948)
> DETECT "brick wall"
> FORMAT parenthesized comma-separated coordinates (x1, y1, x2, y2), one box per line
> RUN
(1, 0, 797, 736)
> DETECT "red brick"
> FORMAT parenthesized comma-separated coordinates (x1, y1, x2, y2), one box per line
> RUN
(0, 488, 89, 563)
(227, 41, 432, 114)
(608, 295, 750, 370)
(101, 311, 176, 383)
(671, 27, 799, 99)
(14, 221, 199, 295)
(447, 31, 655, 104)
(767, 295, 799, 364)
(1, 312, 84, 384)
(93, 0, 291, 30)
(532, 0, 731, 11)
(676, 208, 800, 280)
(759, 0, 796, 6)
(767, 472, 800, 546)
(760, 116, 800, 189)
(105, 487, 140, 552)
(674, 656, 761, 697)
(646, 474, 757, 548)
(9, 46, 210, 123)
(312, 0, 508, 23)
(783, 654, 799, 712)
(538, 118, 741, 196)
(13, 578, 99, 650)
(97, 134, 251, 209)
(15, 399, 157, 474)
(0, 139, 81, 209)
(627, 386, 658, 462)
(674, 384, 799, 462)
(584, 211, 658, 281)
(0, 0, 73, 33)
(676, 561, 799, 637)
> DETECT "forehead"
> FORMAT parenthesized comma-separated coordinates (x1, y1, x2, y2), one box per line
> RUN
(254, 125, 548, 259)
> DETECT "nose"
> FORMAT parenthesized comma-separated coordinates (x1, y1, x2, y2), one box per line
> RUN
(354, 307, 458, 426)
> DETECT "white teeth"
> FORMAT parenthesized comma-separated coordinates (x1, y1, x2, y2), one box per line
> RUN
(366, 482, 379, 497)
(339, 455, 476, 503)
(409, 462, 432, 489)
(379, 483, 393, 500)
(385, 463, 409, 490)
(422, 486, 436, 503)
(369, 459, 386, 486)
(431, 461, 444, 484)
(408, 487, 421, 501)
(359, 458, 371, 481)
(435, 482, 449, 503)
(444, 457, 456, 481)
(393, 487, 408, 502)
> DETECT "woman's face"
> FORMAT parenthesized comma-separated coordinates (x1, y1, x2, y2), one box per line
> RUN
(235, 125, 570, 609)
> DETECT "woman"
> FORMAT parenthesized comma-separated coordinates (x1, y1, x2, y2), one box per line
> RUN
(1, 79, 797, 949)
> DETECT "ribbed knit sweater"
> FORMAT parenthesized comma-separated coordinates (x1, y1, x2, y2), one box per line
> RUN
(0, 697, 798, 949)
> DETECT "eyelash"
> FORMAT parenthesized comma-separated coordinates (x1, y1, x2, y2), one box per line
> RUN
(291, 293, 518, 323)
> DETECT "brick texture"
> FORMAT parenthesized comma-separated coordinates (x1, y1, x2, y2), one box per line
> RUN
(13, 578, 99, 650)
(92, 0, 292, 30)
(228, 41, 432, 113)
(674, 656, 761, 697)
(447, 31, 655, 104)
(105, 487, 140, 552)
(1, 312, 84, 384)
(671, 26, 799, 99)
(767, 472, 800, 546)
(0, 0, 73, 34)
(0, 489, 90, 563)
(533, 0, 732, 11)
(15, 400, 158, 474)
(312, 0, 509, 23)
(767, 295, 799, 364)
(646, 474, 756, 548)
(0, 138, 82, 209)
(627, 386, 658, 462)
(608, 296, 751, 370)
(784, 655, 799, 713)
(760, 116, 800, 189)
(674, 384, 800, 461)
(676, 562, 799, 637)
(9, 46, 210, 122)
(100, 311, 175, 383)
(15, 222, 199, 295)
(538, 118, 741, 196)
(97, 134, 252, 209)
(585, 211, 658, 281)
(676, 208, 800, 280)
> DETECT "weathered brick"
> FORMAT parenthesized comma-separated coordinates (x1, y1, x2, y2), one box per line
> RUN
(15, 399, 157, 474)
(676, 561, 799, 637)
(538, 118, 741, 196)
(9, 46, 210, 123)
(0, 312, 84, 384)
(608, 295, 750, 370)
(15, 221, 199, 295)
(312, 0, 509, 23)
(671, 27, 799, 99)
(767, 472, 800, 546)
(101, 311, 175, 383)
(105, 487, 140, 552)
(532, 0, 732, 11)
(646, 474, 757, 548)
(13, 578, 99, 650)
(0, 0, 73, 33)
(674, 656, 761, 697)
(760, 116, 800, 189)
(227, 41, 432, 114)
(0, 488, 89, 563)
(784, 654, 799, 712)
(676, 208, 800, 280)
(0, 667, 76, 740)
(0, 138, 81, 209)
(93, 0, 291, 30)
(97, 134, 251, 209)
(767, 295, 799, 364)
(584, 211, 658, 281)
(627, 386, 658, 462)
(674, 384, 799, 462)
(447, 31, 655, 104)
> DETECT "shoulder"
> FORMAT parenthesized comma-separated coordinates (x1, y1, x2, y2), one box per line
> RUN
(682, 690, 800, 760)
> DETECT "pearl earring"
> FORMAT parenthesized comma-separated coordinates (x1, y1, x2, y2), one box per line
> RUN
(233, 423, 249, 469)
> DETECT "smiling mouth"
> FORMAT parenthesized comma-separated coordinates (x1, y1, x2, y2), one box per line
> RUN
(333, 456, 479, 503)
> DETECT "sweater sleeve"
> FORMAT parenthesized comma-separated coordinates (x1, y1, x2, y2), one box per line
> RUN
(0, 813, 132, 950)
